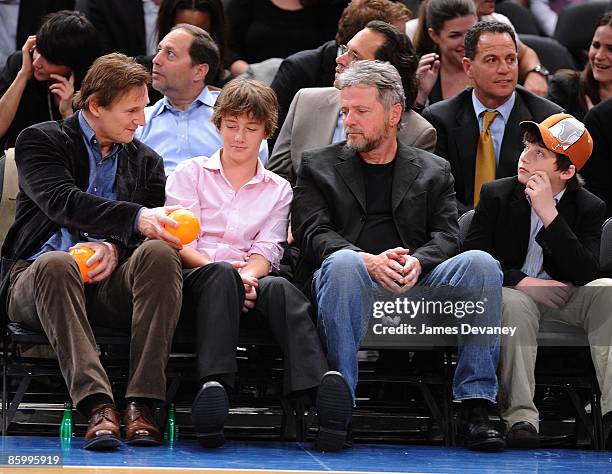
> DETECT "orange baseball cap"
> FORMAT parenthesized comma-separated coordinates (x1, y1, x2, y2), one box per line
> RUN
(520, 113, 593, 170)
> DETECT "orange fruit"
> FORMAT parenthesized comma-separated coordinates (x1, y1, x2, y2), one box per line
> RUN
(69, 247, 99, 283)
(165, 209, 201, 245)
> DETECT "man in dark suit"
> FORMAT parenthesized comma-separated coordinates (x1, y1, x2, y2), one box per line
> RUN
(1, 53, 184, 450)
(82, 0, 158, 57)
(582, 98, 612, 217)
(292, 60, 505, 452)
(463, 113, 612, 449)
(423, 21, 563, 215)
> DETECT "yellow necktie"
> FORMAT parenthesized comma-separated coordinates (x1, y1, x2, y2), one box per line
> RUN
(474, 110, 499, 206)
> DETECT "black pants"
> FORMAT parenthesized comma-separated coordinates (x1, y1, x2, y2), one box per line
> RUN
(179, 262, 328, 395)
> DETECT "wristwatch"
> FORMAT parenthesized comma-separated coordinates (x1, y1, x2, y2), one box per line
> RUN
(527, 64, 550, 77)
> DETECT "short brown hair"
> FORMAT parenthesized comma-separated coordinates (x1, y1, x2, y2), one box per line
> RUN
(211, 78, 278, 138)
(73, 53, 150, 110)
(336, 0, 411, 45)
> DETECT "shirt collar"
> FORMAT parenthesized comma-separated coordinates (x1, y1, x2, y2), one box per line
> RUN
(203, 149, 269, 183)
(471, 90, 516, 124)
(526, 187, 566, 208)
(78, 111, 122, 156)
(78, 110, 96, 145)
(154, 85, 215, 117)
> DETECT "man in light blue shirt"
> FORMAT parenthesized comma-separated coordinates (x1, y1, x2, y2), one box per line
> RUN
(135, 24, 267, 174)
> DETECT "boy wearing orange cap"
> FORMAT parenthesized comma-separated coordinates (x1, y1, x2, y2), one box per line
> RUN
(463, 113, 612, 449)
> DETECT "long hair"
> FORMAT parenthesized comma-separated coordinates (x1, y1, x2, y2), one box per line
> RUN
(413, 0, 476, 57)
(578, 11, 612, 111)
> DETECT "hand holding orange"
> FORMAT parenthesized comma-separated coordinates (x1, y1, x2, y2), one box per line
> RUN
(69, 247, 99, 283)
(164, 209, 201, 245)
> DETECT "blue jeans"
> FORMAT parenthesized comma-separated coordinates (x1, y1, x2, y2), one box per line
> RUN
(313, 249, 503, 403)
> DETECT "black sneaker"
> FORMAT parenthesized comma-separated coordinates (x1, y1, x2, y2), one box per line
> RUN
(506, 421, 540, 449)
(315, 371, 353, 452)
(191, 381, 229, 448)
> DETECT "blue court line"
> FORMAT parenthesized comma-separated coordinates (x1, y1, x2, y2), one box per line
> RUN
(1, 436, 612, 473)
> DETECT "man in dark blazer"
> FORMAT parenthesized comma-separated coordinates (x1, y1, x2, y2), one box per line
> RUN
(463, 113, 612, 449)
(292, 60, 505, 452)
(582, 98, 612, 217)
(422, 21, 562, 216)
(1, 54, 184, 450)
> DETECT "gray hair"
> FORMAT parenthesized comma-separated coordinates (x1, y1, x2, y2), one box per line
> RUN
(335, 60, 406, 112)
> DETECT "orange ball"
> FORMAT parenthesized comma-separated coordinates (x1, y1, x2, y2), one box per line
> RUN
(69, 247, 99, 283)
(165, 209, 201, 245)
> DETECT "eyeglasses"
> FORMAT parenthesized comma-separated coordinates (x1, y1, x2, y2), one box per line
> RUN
(338, 44, 360, 63)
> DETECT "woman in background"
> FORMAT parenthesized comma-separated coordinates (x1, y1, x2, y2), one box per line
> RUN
(411, 0, 477, 109)
(548, 11, 612, 120)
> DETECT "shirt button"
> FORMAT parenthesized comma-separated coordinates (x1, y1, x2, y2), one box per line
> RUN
(360, 215, 365, 223)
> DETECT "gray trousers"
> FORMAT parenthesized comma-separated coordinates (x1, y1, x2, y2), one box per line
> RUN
(499, 279, 612, 431)
(7, 240, 183, 406)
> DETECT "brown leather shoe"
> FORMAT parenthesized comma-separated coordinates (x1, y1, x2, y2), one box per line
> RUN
(124, 401, 162, 446)
(84, 404, 121, 450)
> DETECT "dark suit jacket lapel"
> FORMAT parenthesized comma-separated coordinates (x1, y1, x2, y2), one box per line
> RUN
(335, 145, 366, 213)
(453, 95, 479, 203)
(391, 144, 421, 212)
(499, 92, 531, 178)
(556, 191, 578, 228)
(509, 180, 531, 257)
(116, 142, 139, 202)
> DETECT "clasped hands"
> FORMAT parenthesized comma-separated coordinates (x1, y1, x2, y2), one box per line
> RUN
(362, 247, 422, 294)
(231, 261, 258, 313)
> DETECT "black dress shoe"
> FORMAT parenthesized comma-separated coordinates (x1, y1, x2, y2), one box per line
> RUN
(458, 402, 506, 452)
(315, 371, 353, 452)
(191, 381, 229, 448)
(506, 421, 539, 449)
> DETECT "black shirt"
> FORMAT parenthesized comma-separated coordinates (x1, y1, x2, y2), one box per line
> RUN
(356, 159, 403, 255)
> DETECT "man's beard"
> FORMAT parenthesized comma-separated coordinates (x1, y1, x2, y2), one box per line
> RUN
(346, 129, 386, 153)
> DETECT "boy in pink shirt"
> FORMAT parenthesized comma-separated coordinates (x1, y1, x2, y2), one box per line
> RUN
(166, 79, 350, 449)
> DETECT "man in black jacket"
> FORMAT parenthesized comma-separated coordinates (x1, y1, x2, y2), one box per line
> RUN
(582, 98, 612, 217)
(463, 113, 612, 448)
(292, 60, 505, 452)
(422, 21, 562, 215)
(1, 53, 183, 451)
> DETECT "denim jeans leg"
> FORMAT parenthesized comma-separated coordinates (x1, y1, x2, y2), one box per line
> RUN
(418, 250, 503, 403)
(313, 249, 374, 401)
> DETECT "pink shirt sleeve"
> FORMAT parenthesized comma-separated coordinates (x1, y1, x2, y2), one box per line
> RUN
(247, 180, 292, 271)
